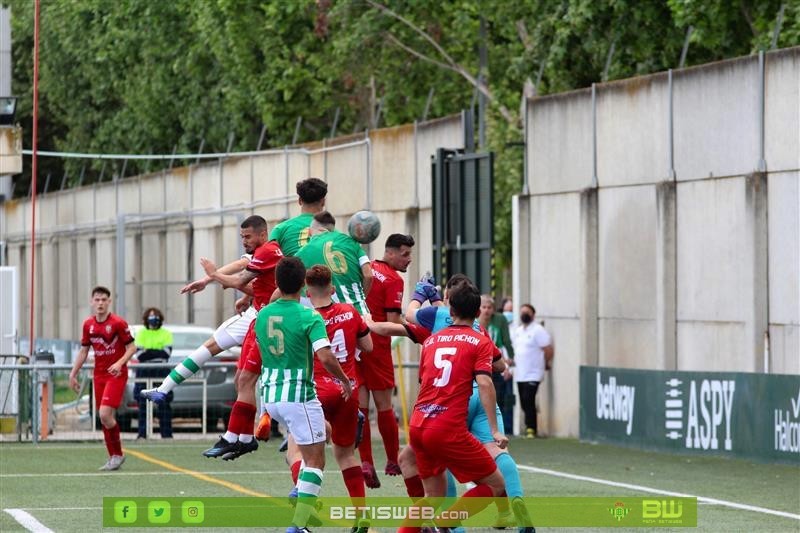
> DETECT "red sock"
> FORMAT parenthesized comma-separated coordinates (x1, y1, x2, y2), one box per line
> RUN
(447, 484, 494, 517)
(357, 407, 373, 465)
(228, 401, 257, 435)
(342, 466, 366, 498)
(377, 409, 399, 463)
(403, 475, 425, 498)
(290, 460, 302, 485)
(103, 423, 122, 456)
(463, 483, 493, 498)
(101, 426, 114, 456)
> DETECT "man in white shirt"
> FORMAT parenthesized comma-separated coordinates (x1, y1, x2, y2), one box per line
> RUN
(510, 303, 554, 438)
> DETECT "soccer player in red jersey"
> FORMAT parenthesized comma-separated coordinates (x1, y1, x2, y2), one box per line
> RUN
(198, 215, 284, 459)
(359, 233, 415, 487)
(399, 281, 508, 532)
(284, 265, 373, 515)
(69, 286, 136, 471)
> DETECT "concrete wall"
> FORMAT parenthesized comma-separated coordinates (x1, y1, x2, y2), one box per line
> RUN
(1, 116, 464, 347)
(516, 48, 800, 438)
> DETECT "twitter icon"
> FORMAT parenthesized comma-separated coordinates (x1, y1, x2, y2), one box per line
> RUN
(147, 501, 170, 524)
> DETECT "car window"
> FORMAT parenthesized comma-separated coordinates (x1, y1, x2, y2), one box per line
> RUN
(171, 332, 211, 350)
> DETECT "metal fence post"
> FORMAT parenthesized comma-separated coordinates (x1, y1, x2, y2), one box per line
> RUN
(668, 69, 676, 180)
(591, 83, 598, 188)
(757, 51, 767, 172)
(284, 146, 290, 219)
(116, 214, 126, 319)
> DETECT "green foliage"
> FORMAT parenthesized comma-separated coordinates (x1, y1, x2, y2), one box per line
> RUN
(5, 0, 797, 280)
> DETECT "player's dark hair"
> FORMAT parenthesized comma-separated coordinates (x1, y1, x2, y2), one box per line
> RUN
(305, 264, 332, 288)
(448, 282, 482, 319)
(276, 257, 306, 294)
(91, 286, 111, 298)
(297, 178, 328, 204)
(445, 273, 473, 291)
(313, 211, 336, 229)
(141, 307, 165, 325)
(385, 233, 415, 249)
(241, 215, 268, 233)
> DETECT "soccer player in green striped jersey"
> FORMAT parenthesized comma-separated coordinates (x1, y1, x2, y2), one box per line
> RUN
(296, 211, 373, 315)
(270, 177, 328, 257)
(255, 256, 352, 533)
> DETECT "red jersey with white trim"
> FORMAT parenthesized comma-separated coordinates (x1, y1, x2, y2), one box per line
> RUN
(80, 314, 134, 374)
(405, 318, 501, 362)
(246, 240, 283, 309)
(410, 324, 495, 430)
(314, 302, 370, 382)
(366, 260, 405, 355)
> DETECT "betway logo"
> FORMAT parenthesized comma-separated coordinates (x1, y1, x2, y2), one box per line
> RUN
(596, 373, 635, 435)
(774, 388, 800, 454)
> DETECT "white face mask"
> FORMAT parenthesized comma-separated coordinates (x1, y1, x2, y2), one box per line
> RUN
(503, 311, 514, 323)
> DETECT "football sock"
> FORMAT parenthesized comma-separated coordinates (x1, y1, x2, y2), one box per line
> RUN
(403, 475, 425, 498)
(377, 409, 399, 463)
(357, 407, 374, 465)
(342, 465, 366, 498)
(159, 345, 212, 393)
(446, 470, 457, 498)
(228, 401, 256, 437)
(290, 460, 302, 484)
(293, 467, 323, 527)
(495, 452, 523, 498)
(102, 423, 122, 456)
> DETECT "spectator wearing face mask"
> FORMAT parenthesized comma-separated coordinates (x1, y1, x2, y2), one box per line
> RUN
(134, 308, 174, 439)
(510, 304, 553, 438)
(500, 298, 514, 325)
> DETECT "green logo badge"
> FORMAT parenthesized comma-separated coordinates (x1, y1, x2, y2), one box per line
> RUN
(609, 501, 630, 522)
(147, 501, 171, 524)
(114, 501, 137, 524)
(181, 501, 204, 524)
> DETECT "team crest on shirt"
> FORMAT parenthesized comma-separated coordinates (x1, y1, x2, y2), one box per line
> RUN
(106, 325, 112, 333)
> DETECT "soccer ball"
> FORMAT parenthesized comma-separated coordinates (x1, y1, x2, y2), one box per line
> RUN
(348, 210, 381, 244)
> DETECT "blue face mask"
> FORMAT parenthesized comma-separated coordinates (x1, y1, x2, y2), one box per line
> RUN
(503, 311, 514, 323)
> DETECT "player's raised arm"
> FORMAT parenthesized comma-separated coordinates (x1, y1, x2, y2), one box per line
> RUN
(180, 256, 249, 294)
(201, 257, 258, 293)
(361, 262, 373, 296)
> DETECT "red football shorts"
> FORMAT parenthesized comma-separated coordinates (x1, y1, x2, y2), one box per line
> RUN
(317, 378, 359, 447)
(238, 323, 262, 375)
(357, 346, 395, 391)
(409, 425, 496, 483)
(93, 373, 127, 410)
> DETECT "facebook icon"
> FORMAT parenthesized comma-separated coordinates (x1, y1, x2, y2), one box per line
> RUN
(114, 501, 137, 523)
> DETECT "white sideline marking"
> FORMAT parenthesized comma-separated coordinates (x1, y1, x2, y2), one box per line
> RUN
(1, 470, 296, 478)
(4, 509, 54, 532)
(516, 464, 800, 521)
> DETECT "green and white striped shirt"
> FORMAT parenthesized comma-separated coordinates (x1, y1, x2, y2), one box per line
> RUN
(255, 298, 331, 403)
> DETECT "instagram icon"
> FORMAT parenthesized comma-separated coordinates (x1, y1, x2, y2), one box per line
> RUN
(181, 501, 204, 524)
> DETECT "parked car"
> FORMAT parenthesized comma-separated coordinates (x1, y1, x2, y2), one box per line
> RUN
(116, 324, 239, 432)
